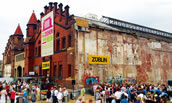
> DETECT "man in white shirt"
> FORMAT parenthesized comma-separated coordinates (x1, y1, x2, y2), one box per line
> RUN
(52, 86, 58, 103)
(137, 90, 147, 103)
(12, 84, 16, 89)
(63, 87, 68, 103)
(57, 89, 64, 103)
(26, 84, 30, 90)
(114, 88, 123, 103)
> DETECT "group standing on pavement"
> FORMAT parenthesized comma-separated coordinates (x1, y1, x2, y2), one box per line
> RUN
(0, 80, 70, 103)
(92, 82, 169, 103)
(0, 80, 41, 103)
(0, 79, 170, 103)
(49, 85, 69, 103)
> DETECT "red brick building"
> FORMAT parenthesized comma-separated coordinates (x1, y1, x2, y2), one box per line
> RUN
(24, 2, 75, 86)
(2, 2, 172, 88)
(2, 25, 24, 77)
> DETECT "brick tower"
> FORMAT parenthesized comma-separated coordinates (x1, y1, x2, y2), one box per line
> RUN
(2, 24, 24, 77)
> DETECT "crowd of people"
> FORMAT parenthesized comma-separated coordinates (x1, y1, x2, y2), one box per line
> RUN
(49, 85, 69, 103)
(0, 79, 170, 103)
(0, 80, 70, 103)
(91, 82, 169, 103)
(0, 80, 41, 103)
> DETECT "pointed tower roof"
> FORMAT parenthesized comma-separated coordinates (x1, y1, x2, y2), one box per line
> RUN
(14, 24, 23, 35)
(28, 11, 37, 24)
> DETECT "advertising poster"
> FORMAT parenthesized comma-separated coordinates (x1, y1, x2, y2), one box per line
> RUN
(42, 61, 50, 70)
(41, 11, 54, 57)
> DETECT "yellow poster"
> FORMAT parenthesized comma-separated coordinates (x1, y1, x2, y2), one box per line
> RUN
(42, 61, 50, 70)
(88, 55, 110, 64)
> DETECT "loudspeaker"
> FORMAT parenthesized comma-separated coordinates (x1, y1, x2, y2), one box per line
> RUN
(168, 80, 172, 86)
(72, 80, 75, 85)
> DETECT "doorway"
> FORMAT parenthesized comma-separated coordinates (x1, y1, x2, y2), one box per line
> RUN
(17, 66, 22, 77)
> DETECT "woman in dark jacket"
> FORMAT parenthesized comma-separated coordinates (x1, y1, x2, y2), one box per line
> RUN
(46, 89, 51, 103)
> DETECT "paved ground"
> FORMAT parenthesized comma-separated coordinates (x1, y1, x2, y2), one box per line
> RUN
(69, 94, 96, 103)
(36, 94, 96, 103)
(7, 94, 95, 103)
(7, 95, 171, 103)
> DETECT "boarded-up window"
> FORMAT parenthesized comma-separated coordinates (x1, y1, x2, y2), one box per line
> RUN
(16, 53, 24, 62)
(34, 65, 38, 70)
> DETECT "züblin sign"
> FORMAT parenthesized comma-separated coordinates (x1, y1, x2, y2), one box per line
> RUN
(88, 55, 110, 64)
(42, 61, 50, 70)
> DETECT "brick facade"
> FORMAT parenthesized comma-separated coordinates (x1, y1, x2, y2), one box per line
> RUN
(24, 2, 75, 86)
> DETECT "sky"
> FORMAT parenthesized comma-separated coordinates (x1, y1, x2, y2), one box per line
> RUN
(1, 0, 172, 60)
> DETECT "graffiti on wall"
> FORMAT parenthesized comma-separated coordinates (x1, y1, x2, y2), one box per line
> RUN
(85, 76, 99, 85)
(108, 75, 123, 83)
(109, 76, 136, 84)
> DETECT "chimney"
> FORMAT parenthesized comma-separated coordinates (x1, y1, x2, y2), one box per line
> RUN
(44, 5, 48, 14)
(37, 20, 41, 32)
(59, 3, 63, 21)
(49, 2, 53, 11)
(64, 5, 69, 25)
(37, 20, 40, 24)
(40, 12, 44, 18)
(54, 2, 58, 12)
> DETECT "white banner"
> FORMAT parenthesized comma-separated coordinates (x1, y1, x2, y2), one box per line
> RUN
(41, 11, 54, 57)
